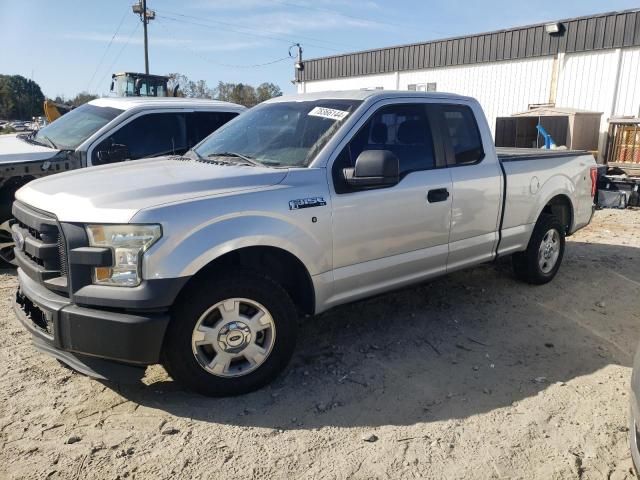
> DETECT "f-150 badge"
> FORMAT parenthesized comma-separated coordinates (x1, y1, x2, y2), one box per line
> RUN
(289, 197, 327, 210)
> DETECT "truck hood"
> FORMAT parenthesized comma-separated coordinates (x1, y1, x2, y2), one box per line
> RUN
(0, 133, 59, 163)
(16, 156, 289, 223)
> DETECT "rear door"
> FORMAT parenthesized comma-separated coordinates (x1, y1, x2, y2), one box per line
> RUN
(328, 99, 452, 305)
(434, 103, 503, 271)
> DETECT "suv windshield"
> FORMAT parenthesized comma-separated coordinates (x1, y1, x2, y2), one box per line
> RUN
(194, 99, 362, 167)
(34, 103, 123, 150)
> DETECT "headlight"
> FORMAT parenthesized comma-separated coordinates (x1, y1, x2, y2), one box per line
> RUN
(86, 224, 162, 287)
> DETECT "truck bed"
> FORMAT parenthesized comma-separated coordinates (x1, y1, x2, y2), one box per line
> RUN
(496, 147, 589, 162)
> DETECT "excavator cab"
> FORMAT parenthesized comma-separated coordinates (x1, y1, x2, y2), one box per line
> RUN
(110, 72, 174, 97)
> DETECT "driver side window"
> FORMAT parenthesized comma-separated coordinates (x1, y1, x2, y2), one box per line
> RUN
(332, 103, 436, 193)
(92, 113, 187, 165)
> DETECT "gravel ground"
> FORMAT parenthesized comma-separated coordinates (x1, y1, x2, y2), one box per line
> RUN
(0, 209, 639, 480)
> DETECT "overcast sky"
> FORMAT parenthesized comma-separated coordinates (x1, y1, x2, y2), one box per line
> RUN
(1, 0, 639, 99)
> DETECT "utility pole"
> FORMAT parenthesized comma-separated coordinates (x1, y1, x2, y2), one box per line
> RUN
(132, 0, 155, 74)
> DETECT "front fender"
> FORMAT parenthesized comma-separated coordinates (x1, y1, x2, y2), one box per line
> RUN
(142, 211, 331, 280)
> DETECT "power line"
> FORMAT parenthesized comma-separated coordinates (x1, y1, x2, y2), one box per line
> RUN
(97, 21, 141, 94)
(155, 11, 342, 52)
(86, 8, 129, 92)
(155, 18, 293, 69)
(156, 8, 360, 50)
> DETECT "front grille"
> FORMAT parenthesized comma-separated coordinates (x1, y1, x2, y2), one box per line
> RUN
(12, 202, 69, 295)
(58, 236, 68, 277)
(15, 290, 53, 336)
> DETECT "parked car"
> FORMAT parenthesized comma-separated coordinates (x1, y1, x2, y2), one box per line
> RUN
(11, 90, 596, 396)
(0, 97, 246, 263)
(9, 121, 31, 132)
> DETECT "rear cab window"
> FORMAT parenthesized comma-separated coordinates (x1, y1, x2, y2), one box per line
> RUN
(436, 104, 484, 166)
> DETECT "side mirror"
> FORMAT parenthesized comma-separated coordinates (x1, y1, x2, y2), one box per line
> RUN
(96, 143, 129, 164)
(343, 150, 399, 188)
(110, 80, 114, 92)
(134, 78, 142, 95)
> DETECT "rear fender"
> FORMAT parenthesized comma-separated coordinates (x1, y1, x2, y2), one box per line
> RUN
(530, 175, 575, 229)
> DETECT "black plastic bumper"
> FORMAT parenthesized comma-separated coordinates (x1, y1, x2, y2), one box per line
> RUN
(13, 268, 171, 380)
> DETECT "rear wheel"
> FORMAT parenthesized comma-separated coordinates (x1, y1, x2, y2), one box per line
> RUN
(162, 269, 297, 396)
(512, 214, 565, 285)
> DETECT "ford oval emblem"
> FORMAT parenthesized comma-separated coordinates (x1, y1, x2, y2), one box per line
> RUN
(12, 228, 25, 251)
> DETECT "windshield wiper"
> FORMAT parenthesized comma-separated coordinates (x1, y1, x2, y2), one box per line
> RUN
(39, 135, 57, 149)
(206, 152, 263, 167)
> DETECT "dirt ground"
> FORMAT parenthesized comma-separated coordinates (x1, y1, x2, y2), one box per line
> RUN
(0, 209, 639, 480)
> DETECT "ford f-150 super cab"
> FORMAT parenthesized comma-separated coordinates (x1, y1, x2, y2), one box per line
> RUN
(0, 97, 245, 264)
(10, 90, 597, 396)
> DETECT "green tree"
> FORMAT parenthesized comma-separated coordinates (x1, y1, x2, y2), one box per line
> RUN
(70, 92, 98, 107)
(166, 73, 188, 97)
(0, 75, 45, 120)
(256, 82, 282, 103)
(165, 74, 282, 107)
(215, 82, 258, 107)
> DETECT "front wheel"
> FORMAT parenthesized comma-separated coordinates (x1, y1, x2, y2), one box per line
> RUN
(0, 219, 16, 266)
(162, 269, 298, 396)
(512, 214, 565, 285)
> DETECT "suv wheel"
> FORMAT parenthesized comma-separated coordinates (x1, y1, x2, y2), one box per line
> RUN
(162, 269, 297, 396)
(512, 213, 565, 285)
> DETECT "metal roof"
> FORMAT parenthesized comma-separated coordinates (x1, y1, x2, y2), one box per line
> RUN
(296, 8, 640, 83)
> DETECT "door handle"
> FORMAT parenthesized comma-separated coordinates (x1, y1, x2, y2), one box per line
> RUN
(427, 188, 450, 203)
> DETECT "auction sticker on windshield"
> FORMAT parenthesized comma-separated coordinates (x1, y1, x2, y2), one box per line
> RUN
(308, 107, 350, 121)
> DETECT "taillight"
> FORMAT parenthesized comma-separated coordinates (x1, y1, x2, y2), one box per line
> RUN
(590, 166, 598, 198)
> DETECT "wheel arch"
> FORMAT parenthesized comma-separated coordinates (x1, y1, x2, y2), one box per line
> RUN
(538, 193, 574, 234)
(177, 245, 316, 316)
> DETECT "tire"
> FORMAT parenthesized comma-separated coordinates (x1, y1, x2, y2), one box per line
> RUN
(512, 213, 565, 285)
(0, 185, 19, 266)
(162, 269, 298, 397)
(0, 217, 16, 266)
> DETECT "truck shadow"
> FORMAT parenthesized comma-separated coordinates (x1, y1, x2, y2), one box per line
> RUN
(115, 240, 640, 429)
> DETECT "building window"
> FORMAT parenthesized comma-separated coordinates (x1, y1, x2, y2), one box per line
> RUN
(407, 83, 437, 92)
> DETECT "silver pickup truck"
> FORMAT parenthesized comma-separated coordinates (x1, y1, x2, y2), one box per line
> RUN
(11, 90, 597, 396)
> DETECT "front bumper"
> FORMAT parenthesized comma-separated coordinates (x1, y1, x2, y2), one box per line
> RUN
(13, 268, 170, 381)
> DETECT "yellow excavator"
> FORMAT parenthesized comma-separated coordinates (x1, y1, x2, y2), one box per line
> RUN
(43, 99, 73, 123)
(44, 72, 176, 123)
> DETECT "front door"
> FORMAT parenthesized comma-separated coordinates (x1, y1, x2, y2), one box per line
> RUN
(328, 101, 452, 306)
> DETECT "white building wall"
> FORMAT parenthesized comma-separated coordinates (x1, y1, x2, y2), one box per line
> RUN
(299, 73, 397, 94)
(615, 47, 640, 117)
(397, 57, 554, 138)
(298, 47, 640, 156)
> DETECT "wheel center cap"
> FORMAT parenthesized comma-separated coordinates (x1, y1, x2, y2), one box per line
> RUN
(543, 244, 553, 259)
(218, 321, 251, 352)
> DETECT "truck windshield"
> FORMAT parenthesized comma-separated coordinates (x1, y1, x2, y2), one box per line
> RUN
(193, 99, 362, 167)
(34, 104, 123, 150)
